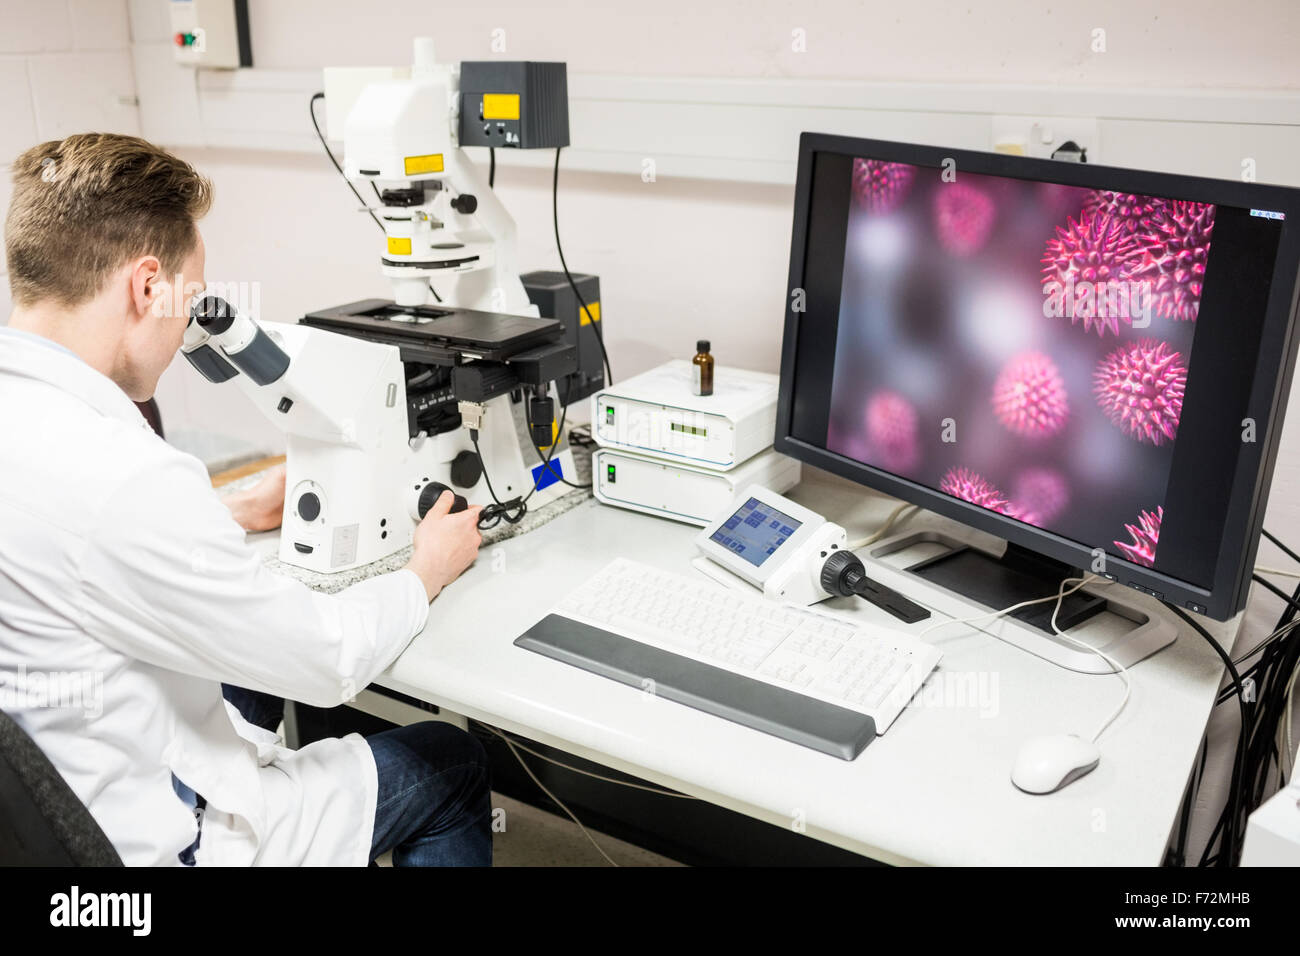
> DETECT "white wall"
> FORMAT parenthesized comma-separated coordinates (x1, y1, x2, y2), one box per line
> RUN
(243, 0, 1300, 88)
(0, 0, 140, 320)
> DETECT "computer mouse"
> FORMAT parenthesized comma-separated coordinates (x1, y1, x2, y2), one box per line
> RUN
(1010, 734, 1100, 794)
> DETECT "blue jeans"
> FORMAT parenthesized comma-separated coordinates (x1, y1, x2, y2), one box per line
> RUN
(221, 685, 492, 866)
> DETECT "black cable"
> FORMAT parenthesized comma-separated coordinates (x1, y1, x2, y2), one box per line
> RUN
(488, 147, 496, 188)
(310, 93, 442, 305)
(309, 92, 384, 233)
(531, 439, 591, 489)
(528, 381, 592, 490)
(470, 389, 578, 527)
(522, 390, 574, 505)
(1231, 619, 1300, 668)
(1263, 527, 1300, 566)
(1165, 603, 1250, 866)
(1171, 750, 1198, 867)
(469, 429, 528, 529)
(553, 147, 613, 386)
(1252, 573, 1300, 615)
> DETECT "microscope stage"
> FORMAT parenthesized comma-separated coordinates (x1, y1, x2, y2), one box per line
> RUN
(302, 299, 564, 363)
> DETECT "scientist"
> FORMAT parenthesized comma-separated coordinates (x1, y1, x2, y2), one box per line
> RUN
(0, 133, 491, 866)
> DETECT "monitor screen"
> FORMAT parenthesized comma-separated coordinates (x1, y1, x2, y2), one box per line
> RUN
(777, 136, 1300, 619)
(709, 497, 803, 568)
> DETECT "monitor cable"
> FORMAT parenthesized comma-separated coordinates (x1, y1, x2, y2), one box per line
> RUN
(917, 575, 1130, 745)
(846, 501, 919, 549)
(1164, 602, 1252, 866)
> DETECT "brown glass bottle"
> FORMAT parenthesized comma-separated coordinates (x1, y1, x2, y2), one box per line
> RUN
(692, 340, 714, 396)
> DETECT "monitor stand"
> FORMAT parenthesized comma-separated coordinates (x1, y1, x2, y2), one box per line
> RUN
(882, 536, 1177, 674)
(908, 542, 1106, 634)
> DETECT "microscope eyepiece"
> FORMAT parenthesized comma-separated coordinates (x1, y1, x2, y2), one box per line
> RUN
(191, 293, 238, 335)
(187, 294, 290, 386)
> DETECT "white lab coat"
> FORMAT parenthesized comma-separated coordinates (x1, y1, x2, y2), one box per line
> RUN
(0, 328, 430, 865)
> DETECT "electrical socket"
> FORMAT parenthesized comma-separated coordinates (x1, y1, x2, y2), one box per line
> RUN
(991, 115, 1099, 163)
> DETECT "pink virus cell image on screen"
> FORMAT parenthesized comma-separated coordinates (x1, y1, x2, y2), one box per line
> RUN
(865, 390, 920, 472)
(1041, 214, 1144, 336)
(991, 352, 1070, 439)
(933, 182, 997, 256)
(1115, 505, 1163, 568)
(852, 159, 916, 214)
(1094, 339, 1188, 446)
(1011, 468, 1070, 526)
(1037, 182, 1090, 219)
(940, 467, 1015, 516)
(1127, 200, 1216, 322)
(1082, 191, 1171, 234)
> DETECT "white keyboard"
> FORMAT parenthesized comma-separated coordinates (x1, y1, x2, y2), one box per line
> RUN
(554, 558, 942, 734)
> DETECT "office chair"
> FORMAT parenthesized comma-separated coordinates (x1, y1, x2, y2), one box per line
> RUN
(135, 398, 164, 438)
(0, 708, 122, 865)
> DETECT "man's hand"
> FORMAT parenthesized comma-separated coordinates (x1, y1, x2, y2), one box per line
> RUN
(404, 492, 483, 601)
(225, 465, 287, 533)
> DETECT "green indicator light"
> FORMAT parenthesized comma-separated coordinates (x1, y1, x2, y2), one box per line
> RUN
(606, 464, 616, 483)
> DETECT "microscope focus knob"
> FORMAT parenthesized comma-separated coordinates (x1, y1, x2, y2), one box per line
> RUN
(450, 193, 478, 215)
(417, 482, 468, 518)
(819, 548, 863, 598)
(296, 492, 321, 523)
(450, 450, 483, 489)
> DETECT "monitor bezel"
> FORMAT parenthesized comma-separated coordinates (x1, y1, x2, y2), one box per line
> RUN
(773, 132, 1300, 621)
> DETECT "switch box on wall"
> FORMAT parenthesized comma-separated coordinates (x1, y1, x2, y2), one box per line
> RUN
(169, 0, 251, 69)
(991, 115, 1099, 163)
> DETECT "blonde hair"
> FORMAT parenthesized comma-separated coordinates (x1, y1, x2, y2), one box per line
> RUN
(4, 133, 212, 307)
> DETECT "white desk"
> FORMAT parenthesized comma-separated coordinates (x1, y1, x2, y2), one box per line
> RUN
(257, 467, 1242, 866)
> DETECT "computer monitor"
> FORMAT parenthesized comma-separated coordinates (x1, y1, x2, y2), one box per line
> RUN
(774, 134, 1300, 623)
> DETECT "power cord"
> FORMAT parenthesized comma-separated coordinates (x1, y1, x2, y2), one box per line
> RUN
(532, 438, 591, 490)
(469, 429, 528, 529)
(485, 725, 619, 866)
(309, 92, 383, 233)
(475, 722, 695, 799)
(528, 381, 592, 491)
(309, 92, 442, 303)
(1166, 602, 1251, 867)
(474, 721, 703, 866)
(470, 385, 579, 528)
(553, 147, 613, 385)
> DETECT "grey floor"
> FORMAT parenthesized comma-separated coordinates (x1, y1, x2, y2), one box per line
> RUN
(375, 792, 683, 866)
(490, 793, 683, 867)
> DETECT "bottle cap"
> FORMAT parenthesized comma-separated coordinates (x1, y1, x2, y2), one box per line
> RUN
(696, 340, 710, 353)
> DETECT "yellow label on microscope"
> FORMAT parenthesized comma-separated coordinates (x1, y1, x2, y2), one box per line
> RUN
(403, 153, 444, 176)
(482, 94, 520, 120)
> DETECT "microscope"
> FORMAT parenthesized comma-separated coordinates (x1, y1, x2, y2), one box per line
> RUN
(183, 38, 601, 574)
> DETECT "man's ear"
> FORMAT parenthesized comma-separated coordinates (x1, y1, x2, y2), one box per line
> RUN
(128, 255, 165, 319)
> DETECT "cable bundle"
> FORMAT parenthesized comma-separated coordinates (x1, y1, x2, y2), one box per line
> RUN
(1169, 527, 1300, 866)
